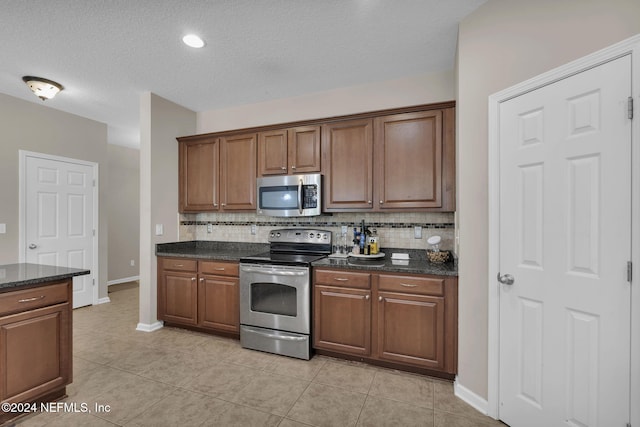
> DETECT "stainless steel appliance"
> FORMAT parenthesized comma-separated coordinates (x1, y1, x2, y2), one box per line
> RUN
(240, 228, 331, 359)
(256, 173, 321, 217)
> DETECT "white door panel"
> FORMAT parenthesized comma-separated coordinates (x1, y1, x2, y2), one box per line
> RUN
(25, 155, 95, 308)
(499, 55, 631, 426)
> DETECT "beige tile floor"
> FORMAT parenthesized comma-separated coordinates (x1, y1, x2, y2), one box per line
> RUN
(16, 282, 505, 427)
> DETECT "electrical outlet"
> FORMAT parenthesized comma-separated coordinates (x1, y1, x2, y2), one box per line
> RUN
(130, 259, 135, 267)
(251, 224, 257, 235)
(155, 224, 163, 236)
(414, 226, 422, 239)
(341, 225, 348, 235)
(0, 224, 5, 234)
(207, 223, 212, 233)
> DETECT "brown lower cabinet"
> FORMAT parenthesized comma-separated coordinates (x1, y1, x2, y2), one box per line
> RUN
(0, 280, 72, 425)
(313, 268, 457, 377)
(158, 257, 239, 335)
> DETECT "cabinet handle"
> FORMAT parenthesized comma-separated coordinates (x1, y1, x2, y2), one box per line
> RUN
(199, 278, 204, 282)
(214, 267, 226, 271)
(400, 283, 418, 287)
(291, 165, 296, 170)
(379, 200, 384, 204)
(378, 296, 383, 302)
(221, 203, 226, 207)
(191, 277, 196, 281)
(367, 200, 372, 204)
(334, 277, 349, 281)
(365, 295, 370, 300)
(281, 166, 286, 170)
(173, 264, 184, 267)
(214, 203, 218, 207)
(18, 296, 45, 303)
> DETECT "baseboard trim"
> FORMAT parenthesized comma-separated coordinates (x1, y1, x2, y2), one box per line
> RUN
(97, 296, 111, 305)
(454, 379, 491, 417)
(108, 275, 140, 286)
(136, 321, 163, 332)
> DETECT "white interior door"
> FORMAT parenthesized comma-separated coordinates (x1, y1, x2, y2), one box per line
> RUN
(498, 56, 631, 426)
(24, 154, 95, 308)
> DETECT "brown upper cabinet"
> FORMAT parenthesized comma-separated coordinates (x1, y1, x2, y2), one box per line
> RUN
(374, 109, 455, 210)
(258, 126, 321, 176)
(321, 119, 374, 210)
(179, 139, 219, 212)
(220, 133, 257, 211)
(179, 134, 257, 213)
(321, 108, 455, 213)
(177, 102, 455, 213)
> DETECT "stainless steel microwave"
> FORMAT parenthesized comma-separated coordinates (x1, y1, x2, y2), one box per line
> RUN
(256, 173, 321, 217)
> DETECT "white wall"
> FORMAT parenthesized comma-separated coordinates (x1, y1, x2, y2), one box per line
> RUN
(456, 0, 640, 402)
(0, 93, 110, 299)
(108, 144, 140, 282)
(138, 92, 196, 330)
(197, 71, 453, 132)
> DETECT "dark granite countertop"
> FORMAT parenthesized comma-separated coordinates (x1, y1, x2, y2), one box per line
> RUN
(311, 249, 458, 276)
(156, 241, 270, 261)
(0, 263, 91, 292)
(156, 242, 457, 276)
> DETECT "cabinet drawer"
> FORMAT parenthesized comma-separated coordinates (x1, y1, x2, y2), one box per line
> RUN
(199, 261, 239, 277)
(159, 258, 197, 272)
(0, 282, 69, 316)
(378, 274, 444, 296)
(314, 269, 371, 289)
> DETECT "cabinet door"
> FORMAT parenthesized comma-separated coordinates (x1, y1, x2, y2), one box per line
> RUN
(374, 110, 442, 209)
(313, 285, 371, 356)
(322, 119, 373, 210)
(159, 271, 198, 326)
(375, 291, 445, 370)
(288, 126, 320, 174)
(220, 133, 257, 210)
(198, 274, 239, 333)
(0, 303, 71, 403)
(179, 140, 219, 212)
(258, 129, 288, 176)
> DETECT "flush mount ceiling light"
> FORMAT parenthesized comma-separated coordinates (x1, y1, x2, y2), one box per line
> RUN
(22, 76, 64, 101)
(182, 34, 205, 48)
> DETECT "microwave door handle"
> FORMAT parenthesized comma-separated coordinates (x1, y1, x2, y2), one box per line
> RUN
(298, 179, 303, 214)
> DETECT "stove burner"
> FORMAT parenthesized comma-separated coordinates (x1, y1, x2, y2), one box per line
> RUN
(240, 228, 332, 266)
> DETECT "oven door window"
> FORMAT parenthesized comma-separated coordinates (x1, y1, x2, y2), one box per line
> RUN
(251, 282, 297, 317)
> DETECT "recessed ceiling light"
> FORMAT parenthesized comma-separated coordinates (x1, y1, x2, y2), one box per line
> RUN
(182, 34, 205, 48)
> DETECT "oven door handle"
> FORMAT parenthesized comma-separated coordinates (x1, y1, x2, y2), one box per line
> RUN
(240, 266, 307, 276)
(244, 327, 307, 341)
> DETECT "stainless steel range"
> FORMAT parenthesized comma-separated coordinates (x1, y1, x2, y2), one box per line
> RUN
(239, 228, 331, 360)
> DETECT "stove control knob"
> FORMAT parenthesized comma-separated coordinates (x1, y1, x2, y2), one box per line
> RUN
(322, 233, 328, 239)
(276, 232, 281, 238)
(270, 232, 275, 238)
(308, 233, 315, 239)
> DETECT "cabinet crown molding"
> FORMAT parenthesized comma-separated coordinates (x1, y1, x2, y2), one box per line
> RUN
(177, 101, 456, 143)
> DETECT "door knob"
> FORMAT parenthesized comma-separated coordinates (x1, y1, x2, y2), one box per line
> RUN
(497, 272, 515, 285)
(28, 243, 37, 249)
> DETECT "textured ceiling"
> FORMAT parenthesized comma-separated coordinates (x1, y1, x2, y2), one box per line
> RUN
(0, 0, 485, 147)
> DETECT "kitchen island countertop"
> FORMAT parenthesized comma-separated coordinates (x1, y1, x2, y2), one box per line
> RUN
(0, 263, 91, 292)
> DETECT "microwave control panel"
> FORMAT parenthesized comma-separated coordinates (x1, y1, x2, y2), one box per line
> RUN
(302, 185, 318, 208)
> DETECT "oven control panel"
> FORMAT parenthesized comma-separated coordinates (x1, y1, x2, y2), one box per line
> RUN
(268, 228, 331, 245)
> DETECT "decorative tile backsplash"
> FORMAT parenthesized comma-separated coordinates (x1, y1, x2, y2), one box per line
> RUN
(180, 212, 456, 252)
